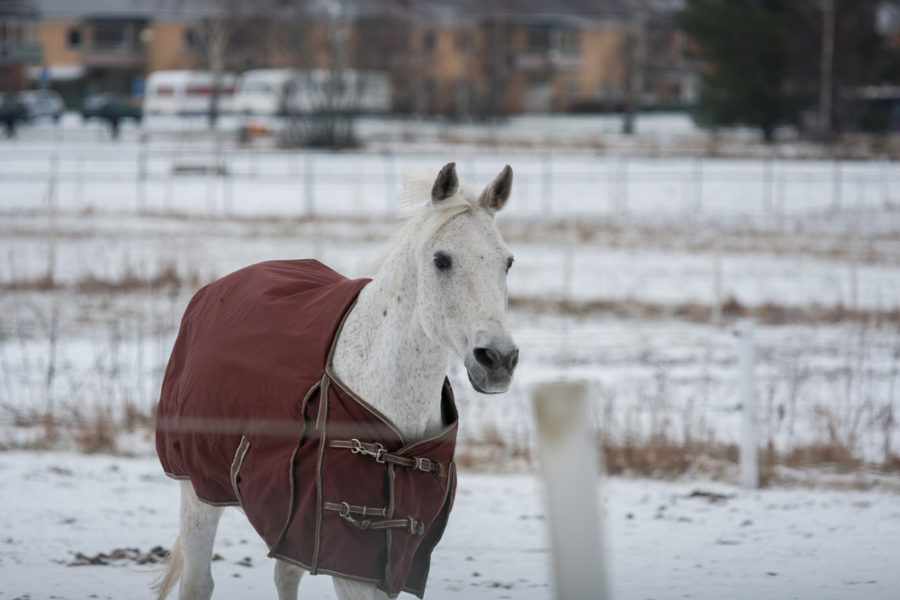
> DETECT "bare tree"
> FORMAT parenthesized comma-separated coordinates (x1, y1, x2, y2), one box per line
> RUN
(278, 0, 366, 148)
(174, 0, 267, 127)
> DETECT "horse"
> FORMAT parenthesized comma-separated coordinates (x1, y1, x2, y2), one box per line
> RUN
(153, 162, 519, 600)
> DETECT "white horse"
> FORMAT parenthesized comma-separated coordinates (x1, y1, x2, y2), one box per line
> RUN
(154, 162, 518, 600)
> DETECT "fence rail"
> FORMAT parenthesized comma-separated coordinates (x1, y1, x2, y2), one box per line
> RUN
(2, 145, 899, 222)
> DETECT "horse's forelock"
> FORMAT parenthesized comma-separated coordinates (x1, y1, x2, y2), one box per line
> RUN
(371, 170, 478, 273)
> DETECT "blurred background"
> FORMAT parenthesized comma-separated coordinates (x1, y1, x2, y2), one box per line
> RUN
(1, 0, 899, 485)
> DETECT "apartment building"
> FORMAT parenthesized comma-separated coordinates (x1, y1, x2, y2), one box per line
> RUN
(27, 0, 693, 115)
(0, 0, 42, 90)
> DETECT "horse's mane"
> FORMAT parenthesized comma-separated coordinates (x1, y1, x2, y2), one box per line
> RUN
(371, 170, 477, 273)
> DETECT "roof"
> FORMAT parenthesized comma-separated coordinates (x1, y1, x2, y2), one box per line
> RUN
(32, 0, 683, 25)
(34, 0, 206, 20)
(355, 0, 638, 25)
(0, 0, 39, 17)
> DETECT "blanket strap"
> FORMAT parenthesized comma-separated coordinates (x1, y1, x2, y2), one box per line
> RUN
(330, 439, 446, 476)
(324, 501, 425, 536)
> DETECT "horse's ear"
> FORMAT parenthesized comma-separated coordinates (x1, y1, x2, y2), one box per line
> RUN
(479, 165, 513, 213)
(432, 162, 459, 203)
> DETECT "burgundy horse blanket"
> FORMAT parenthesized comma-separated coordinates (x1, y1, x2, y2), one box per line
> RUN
(156, 260, 458, 598)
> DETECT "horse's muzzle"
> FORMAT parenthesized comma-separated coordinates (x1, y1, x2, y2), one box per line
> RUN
(465, 337, 518, 394)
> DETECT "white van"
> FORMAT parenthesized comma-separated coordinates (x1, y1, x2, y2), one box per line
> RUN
(143, 70, 237, 115)
(233, 69, 392, 116)
(232, 69, 295, 115)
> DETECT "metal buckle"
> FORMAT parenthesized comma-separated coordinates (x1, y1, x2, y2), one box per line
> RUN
(350, 439, 387, 463)
(416, 457, 433, 473)
(408, 517, 425, 536)
(339, 501, 351, 518)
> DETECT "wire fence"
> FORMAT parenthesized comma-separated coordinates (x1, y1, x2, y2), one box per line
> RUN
(2, 143, 899, 224)
(2, 139, 898, 471)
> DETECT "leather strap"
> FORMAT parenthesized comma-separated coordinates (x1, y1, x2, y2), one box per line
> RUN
(330, 439, 446, 476)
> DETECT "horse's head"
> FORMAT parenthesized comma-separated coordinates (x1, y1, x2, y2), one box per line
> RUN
(413, 162, 518, 394)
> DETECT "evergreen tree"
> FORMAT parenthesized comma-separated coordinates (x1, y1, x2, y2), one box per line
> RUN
(679, 0, 787, 142)
(680, 0, 900, 139)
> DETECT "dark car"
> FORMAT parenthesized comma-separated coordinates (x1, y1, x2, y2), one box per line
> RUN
(19, 89, 65, 122)
(0, 93, 29, 136)
(80, 93, 142, 122)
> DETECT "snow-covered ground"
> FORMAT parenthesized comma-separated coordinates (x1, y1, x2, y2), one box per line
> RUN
(2, 207, 898, 461)
(1, 117, 899, 599)
(1, 450, 898, 600)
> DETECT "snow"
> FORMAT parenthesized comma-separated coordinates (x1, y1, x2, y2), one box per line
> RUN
(1, 450, 898, 600)
(2, 116, 899, 599)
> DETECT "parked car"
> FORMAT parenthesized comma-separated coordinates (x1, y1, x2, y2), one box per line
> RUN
(19, 89, 64, 122)
(0, 93, 29, 136)
(232, 68, 392, 116)
(81, 93, 142, 122)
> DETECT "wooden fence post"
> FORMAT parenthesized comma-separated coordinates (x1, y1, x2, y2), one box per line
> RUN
(532, 381, 610, 600)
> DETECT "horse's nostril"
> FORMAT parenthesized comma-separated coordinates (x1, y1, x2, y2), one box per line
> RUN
(507, 348, 519, 371)
(473, 347, 501, 370)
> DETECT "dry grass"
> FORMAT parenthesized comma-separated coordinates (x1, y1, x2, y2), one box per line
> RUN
(508, 294, 900, 326)
(74, 408, 118, 454)
(0, 260, 201, 294)
(1, 404, 155, 455)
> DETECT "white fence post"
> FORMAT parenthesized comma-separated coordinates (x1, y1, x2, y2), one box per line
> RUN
(735, 319, 759, 489)
(541, 153, 553, 216)
(383, 151, 396, 214)
(532, 381, 609, 600)
(763, 157, 774, 212)
(692, 157, 703, 216)
(711, 234, 723, 327)
(137, 134, 147, 212)
(304, 153, 316, 215)
(832, 159, 842, 210)
(617, 156, 628, 218)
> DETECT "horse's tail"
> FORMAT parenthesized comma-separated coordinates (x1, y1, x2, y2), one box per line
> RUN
(151, 536, 183, 600)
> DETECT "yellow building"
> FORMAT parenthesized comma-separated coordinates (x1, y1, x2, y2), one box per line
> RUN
(1, 2, 43, 91)
(29, 0, 689, 115)
(34, 0, 210, 105)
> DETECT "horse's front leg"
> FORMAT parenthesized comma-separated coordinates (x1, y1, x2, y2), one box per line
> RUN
(274, 559, 305, 600)
(332, 577, 390, 600)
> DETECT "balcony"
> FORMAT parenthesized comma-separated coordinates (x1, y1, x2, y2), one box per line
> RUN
(0, 42, 42, 64)
(81, 44, 147, 69)
(80, 20, 148, 69)
(513, 51, 582, 72)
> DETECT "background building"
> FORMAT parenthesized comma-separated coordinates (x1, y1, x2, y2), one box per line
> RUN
(23, 0, 696, 114)
(0, 0, 42, 91)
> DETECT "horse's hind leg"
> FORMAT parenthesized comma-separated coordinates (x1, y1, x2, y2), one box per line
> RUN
(332, 577, 390, 600)
(274, 559, 305, 600)
(178, 480, 224, 600)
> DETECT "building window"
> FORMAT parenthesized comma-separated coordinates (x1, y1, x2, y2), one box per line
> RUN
(456, 30, 471, 52)
(67, 27, 82, 48)
(555, 28, 580, 55)
(423, 30, 435, 53)
(93, 25, 126, 49)
(182, 28, 200, 50)
(528, 27, 550, 52)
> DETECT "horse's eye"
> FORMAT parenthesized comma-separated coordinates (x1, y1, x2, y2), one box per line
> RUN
(506, 257, 514, 273)
(433, 252, 452, 271)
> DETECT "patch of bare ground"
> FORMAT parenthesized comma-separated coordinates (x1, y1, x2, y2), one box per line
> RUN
(67, 546, 170, 566)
